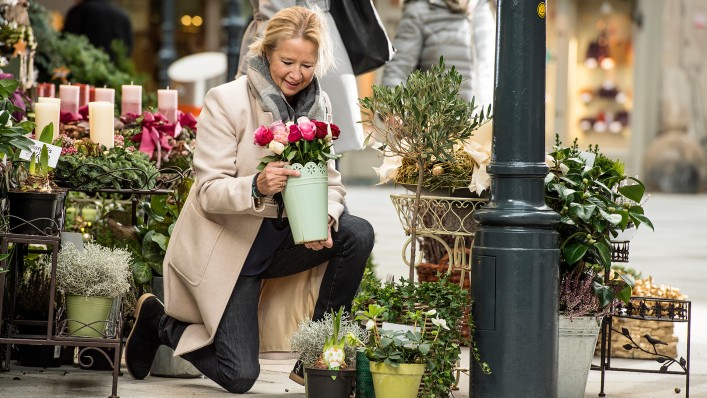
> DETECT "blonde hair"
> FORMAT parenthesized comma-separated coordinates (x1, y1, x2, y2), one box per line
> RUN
(249, 6, 334, 77)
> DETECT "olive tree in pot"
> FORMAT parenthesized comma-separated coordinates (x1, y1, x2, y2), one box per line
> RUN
(289, 307, 367, 398)
(545, 137, 653, 398)
(359, 57, 491, 279)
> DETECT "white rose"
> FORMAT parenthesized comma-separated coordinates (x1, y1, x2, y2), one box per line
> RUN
(268, 141, 285, 155)
(366, 319, 375, 330)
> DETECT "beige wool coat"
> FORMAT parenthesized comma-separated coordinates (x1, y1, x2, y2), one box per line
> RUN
(163, 76, 346, 356)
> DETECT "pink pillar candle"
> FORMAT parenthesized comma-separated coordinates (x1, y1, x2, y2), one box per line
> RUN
(76, 83, 90, 107)
(94, 88, 116, 104)
(121, 84, 142, 116)
(36, 83, 55, 98)
(157, 88, 178, 123)
(59, 84, 80, 114)
(89, 101, 115, 149)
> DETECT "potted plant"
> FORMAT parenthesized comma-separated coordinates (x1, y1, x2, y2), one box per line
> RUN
(252, 117, 341, 244)
(56, 242, 132, 338)
(359, 57, 492, 279)
(289, 307, 367, 398)
(352, 303, 455, 398)
(545, 136, 653, 397)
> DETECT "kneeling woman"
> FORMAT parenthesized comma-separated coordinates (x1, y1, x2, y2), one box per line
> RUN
(124, 6, 374, 394)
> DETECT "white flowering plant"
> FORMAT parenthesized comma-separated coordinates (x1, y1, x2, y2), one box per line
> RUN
(289, 307, 368, 371)
(353, 304, 450, 367)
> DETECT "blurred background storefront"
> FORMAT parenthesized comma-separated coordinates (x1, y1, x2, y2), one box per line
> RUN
(36, 0, 707, 192)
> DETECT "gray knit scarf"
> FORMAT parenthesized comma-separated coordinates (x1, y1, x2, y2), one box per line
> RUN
(246, 55, 326, 122)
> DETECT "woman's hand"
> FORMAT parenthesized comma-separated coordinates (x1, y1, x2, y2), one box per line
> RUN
(304, 225, 333, 251)
(257, 161, 300, 195)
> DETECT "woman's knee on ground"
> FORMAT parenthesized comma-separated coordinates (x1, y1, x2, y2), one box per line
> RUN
(217, 366, 259, 394)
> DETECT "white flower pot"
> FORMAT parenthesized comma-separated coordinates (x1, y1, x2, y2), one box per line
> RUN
(558, 315, 602, 398)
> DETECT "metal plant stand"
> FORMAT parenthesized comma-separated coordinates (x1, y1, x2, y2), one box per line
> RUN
(391, 193, 488, 388)
(593, 241, 692, 397)
(0, 233, 123, 398)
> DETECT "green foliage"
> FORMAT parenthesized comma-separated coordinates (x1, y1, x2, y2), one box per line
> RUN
(29, 3, 146, 93)
(55, 145, 159, 191)
(352, 274, 481, 398)
(130, 176, 192, 284)
(0, 79, 33, 159)
(18, 123, 54, 192)
(546, 136, 654, 314)
(360, 57, 491, 186)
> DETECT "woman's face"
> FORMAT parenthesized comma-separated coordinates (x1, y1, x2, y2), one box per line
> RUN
(267, 38, 318, 102)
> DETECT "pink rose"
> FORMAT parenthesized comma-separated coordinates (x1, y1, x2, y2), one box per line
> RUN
(253, 125, 274, 146)
(297, 117, 316, 141)
(288, 123, 302, 143)
(271, 120, 289, 144)
(313, 120, 328, 139)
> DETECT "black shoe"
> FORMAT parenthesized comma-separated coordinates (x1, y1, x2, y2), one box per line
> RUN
(125, 293, 164, 380)
(289, 359, 304, 386)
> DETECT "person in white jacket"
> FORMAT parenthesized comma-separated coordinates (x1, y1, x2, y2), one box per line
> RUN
(382, 0, 495, 110)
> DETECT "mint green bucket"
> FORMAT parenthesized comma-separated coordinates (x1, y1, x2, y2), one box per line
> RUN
(66, 295, 114, 338)
(283, 162, 329, 244)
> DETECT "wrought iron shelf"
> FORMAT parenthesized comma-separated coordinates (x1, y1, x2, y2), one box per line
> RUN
(390, 194, 488, 237)
(0, 232, 122, 398)
(594, 296, 692, 397)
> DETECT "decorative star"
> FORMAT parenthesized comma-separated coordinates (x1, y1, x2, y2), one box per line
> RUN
(12, 39, 26, 57)
(52, 66, 71, 84)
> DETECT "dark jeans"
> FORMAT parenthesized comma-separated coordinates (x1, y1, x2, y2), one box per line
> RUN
(159, 212, 374, 393)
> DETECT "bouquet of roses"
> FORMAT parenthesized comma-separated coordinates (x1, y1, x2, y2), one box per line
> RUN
(253, 116, 341, 171)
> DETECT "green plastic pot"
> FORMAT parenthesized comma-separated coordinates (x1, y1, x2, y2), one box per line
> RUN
(369, 362, 425, 398)
(283, 162, 329, 244)
(66, 295, 114, 338)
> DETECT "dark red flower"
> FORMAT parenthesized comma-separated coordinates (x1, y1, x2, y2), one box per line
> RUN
(288, 124, 302, 143)
(330, 123, 340, 140)
(313, 120, 328, 139)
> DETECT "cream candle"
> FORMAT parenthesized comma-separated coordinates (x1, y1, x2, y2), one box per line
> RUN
(89, 101, 115, 149)
(121, 84, 142, 116)
(34, 102, 60, 141)
(157, 88, 178, 123)
(94, 87, 115, 104)
(59, 84, 80, 114)
(36, 83, 55, 98)
(38, 97, 61, 106)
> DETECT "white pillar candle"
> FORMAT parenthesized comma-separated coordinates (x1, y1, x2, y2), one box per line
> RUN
(94, 87, 115, 104)
(59, 84, 80, 114)
(38, 97, 61, 106)
(157, 88, 178, 123)
(121, 84, 142, 116)
(89, 101, 115, 149)
(34, 102, 60, 141)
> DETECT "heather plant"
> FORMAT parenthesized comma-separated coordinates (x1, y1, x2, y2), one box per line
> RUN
(57, 242, 132, 297)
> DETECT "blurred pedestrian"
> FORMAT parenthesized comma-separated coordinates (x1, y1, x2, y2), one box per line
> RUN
(382, 0, 495, 107)
(238, 0, 366, 155)
(63, 0, 134, 62)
